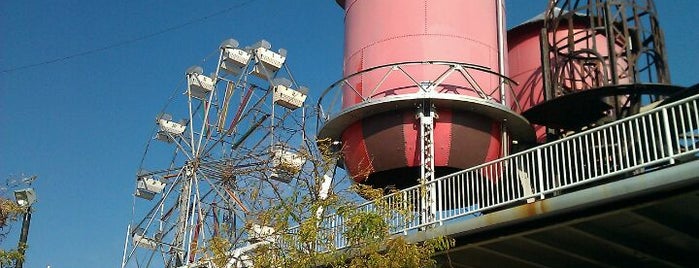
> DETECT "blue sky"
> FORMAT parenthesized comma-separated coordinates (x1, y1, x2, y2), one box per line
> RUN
(0, 0, 696, 267)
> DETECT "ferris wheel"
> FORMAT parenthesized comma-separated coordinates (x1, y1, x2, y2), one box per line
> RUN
(121, 38, 312, 268)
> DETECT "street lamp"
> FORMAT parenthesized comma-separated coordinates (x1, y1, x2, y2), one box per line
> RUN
(13, 189, 35, 207)
(13, 188, 36, 268)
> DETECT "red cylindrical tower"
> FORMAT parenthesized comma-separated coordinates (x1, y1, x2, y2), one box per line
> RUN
(321, 0, 534, 188)
(342, 0, 501, 105)
(508, 16, 552, 143)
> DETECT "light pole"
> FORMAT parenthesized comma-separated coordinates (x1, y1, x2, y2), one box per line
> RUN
(13, 188, 36, 268)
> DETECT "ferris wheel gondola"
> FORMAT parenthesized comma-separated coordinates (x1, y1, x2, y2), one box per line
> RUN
(122, 38, 311, 268)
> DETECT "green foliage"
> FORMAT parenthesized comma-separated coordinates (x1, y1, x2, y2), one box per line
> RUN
(201, 137, 454, 267)
(0, 197, 27, 267)
(347, 236, 453, 268)
(344, 210, 388, 245)
(245, 182, 455, 268)
(0, 198, 23, 229)
(208, 236, 232, 268)
(0, 243, 26, 268)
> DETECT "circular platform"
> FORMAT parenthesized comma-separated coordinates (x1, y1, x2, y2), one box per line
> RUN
(318, 92, 536, 144)
(522, 83, 684, 130)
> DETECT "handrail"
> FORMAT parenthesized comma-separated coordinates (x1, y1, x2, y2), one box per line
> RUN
(315, 61, 522, 128)
(296, 92, 698, 251)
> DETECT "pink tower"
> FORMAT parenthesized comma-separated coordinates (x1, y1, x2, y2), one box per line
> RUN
(319, 0, 534, 189)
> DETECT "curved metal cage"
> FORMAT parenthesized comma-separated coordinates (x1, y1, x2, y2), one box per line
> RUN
(543, 0, 670, 95)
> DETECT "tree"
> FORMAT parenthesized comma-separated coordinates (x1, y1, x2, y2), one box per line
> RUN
(203, 138, 454, 268)
(0, 198, 23, 233)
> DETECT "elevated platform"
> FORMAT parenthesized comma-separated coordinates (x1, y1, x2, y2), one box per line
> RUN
(522, 84, 683, 131)
(307, 91, 699, 266)
(319, 92, 536, 144)
(220, 90, 697, 268)
(413, 160, 699, 267)
(317, 61, 537, 144)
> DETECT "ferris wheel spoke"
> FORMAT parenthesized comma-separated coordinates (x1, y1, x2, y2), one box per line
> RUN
(125, 37, 311, 268)
(201, 82, 268, 157)
(193, 90, 219, 158)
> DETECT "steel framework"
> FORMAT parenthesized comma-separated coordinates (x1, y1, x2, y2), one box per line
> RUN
(297, 87, 698, 251)
(122, 39, 311, 268)
(316, 61, 534, 229)
(538, 0, 672, 134)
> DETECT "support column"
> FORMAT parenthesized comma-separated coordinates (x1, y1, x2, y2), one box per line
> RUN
(418, 102, 437, 225)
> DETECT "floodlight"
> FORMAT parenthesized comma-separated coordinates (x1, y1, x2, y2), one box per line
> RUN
(14, 188, 36, 207)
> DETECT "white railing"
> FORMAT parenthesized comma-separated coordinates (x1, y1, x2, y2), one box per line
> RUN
(316, 61, 519, 117)
(301, 93, 699, 251)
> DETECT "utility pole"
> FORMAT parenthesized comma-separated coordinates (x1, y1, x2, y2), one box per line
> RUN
(13, 188, 36, 268)
(16, 212, 32, 268)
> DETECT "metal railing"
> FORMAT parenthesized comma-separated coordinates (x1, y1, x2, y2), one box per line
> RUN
(316, 61, 521, 123)
(302, 92, 698, 250)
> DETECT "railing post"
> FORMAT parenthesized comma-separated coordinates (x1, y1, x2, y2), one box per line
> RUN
(661, 107, 676, 165)
(436, 178, 442, 224)
(536, 148, 545, 200)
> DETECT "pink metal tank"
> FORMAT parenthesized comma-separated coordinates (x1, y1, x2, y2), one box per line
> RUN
(508, 17, 549, 142)
(322, 0, 534, 187)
